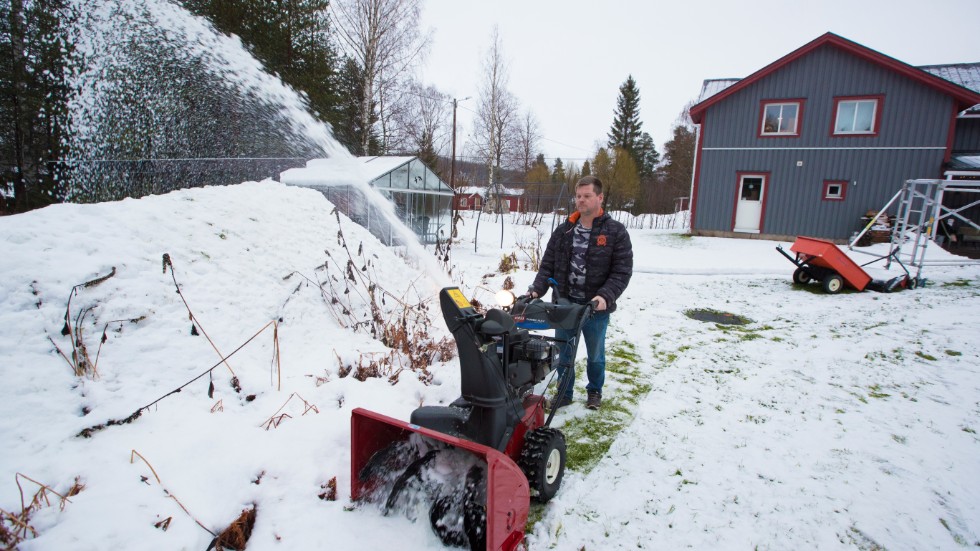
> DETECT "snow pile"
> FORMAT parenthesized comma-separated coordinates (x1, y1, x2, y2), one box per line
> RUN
(0, 181, 457, 549)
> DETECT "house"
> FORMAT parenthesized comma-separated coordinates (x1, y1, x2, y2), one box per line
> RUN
(454, 187, 484, 211)
(454, 185, 527, 213)
(279, 156, 455, 245)
(688, 32, 980, 242)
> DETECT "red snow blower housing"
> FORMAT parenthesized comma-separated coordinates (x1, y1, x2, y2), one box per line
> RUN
(351, 287, 594, 550)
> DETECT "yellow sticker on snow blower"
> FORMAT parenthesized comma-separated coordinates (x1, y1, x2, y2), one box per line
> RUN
(447, 288, 472, 310)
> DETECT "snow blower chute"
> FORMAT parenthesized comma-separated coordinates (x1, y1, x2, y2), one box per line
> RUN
(351, 286, 594, 550)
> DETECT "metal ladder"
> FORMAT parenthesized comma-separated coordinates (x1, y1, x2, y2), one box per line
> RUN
(887, 180, 935, 277)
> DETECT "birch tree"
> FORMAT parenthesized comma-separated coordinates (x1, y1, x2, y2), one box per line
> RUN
(513, 110, 541, 176)
(473, 26, 518, 194)
(391, 81, 450, 173)
(330, 0, 429, 155)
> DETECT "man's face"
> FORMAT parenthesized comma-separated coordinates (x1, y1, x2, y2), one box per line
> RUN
(575, 185, 603, 217)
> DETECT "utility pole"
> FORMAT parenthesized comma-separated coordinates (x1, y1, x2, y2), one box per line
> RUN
(450, 97, 470, 248)
(450, 97, 470, 190)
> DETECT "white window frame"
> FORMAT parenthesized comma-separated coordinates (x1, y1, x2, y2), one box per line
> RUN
(823, 180, 847, 201)
(760, 101, 802, 136)
(833, 98, 880, 135)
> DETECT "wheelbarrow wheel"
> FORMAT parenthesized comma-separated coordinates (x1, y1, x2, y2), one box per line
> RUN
(822, 274, 844, 294)
(792, 267, 812, 285)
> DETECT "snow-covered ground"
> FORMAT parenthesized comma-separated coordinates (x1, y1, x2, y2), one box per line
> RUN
(1, 181, 978, 550)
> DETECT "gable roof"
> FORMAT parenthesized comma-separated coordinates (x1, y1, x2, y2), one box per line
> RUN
(356, 156, 415, 180)
(697, 78, 740, 103)
(279, 155, 453, 194)
(690, 32, 980, 124)
(920, 63, 980, 94)
(920, 63, 980, 115)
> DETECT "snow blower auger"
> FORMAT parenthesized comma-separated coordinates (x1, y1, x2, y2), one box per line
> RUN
(351, 286, 594, 550)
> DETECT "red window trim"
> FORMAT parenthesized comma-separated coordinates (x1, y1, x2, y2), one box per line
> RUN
(822, 180, 848, 201)
(830, 94, 884, 137)
(758, 99, 805, 138)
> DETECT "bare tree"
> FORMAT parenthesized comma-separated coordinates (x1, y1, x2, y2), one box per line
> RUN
(390, 81, 451, 166)
(330, 0, 429, 155)
(513, 110, 541, 176)
(473, 26, 519, 194)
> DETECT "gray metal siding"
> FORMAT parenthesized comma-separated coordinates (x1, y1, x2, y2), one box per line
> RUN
(954, 118, 980, 151)
(696, 44, 957, 239)
(695, 148, 946, 240)
(701, 47, 954, 149)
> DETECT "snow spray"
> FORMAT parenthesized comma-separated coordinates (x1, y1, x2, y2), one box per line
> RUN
(65, 0, 450, 290)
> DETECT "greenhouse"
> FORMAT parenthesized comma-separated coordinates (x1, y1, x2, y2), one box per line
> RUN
(279, 156, 455, 245)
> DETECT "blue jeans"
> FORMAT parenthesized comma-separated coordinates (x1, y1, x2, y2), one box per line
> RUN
(555, 311, 610, 400)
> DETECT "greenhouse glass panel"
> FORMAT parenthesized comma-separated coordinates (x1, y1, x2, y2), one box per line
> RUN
(409, 160, 428, 191)
(390, 163, 410, 189)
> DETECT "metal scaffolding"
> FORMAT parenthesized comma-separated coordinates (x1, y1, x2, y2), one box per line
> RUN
(849, 179, 980, 279)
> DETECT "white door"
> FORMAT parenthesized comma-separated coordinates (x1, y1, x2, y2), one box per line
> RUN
(734, 175, 765, 233)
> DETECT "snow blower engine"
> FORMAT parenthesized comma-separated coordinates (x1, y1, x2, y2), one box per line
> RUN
(350, 286, 594, 550)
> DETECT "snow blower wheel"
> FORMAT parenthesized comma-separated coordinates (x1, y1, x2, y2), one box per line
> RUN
(518, 427, 566, 503)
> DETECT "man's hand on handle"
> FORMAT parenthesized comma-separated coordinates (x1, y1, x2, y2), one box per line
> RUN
(591, 295, 607, 311)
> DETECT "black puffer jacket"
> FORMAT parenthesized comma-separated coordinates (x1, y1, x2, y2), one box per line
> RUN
(530, 211, 633, 313)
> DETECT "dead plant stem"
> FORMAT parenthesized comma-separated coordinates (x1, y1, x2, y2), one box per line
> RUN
(130, 450, 216, 537)
(164, 258, 236, 378)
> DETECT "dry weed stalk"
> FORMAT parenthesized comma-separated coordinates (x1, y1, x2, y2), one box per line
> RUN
(260, 393, 319, 430)
(163, 254, 236, 378)
(130, 450, 215, 538)
(210, 505, 256, 551)
(43, 267, 117, 378)
(154, 517, 172, 531)
(498, 252, 519, 273)
(298, 212, 458, 385)
(271, 320, 281, 390)
(515, 231, 543, 271)
(318, 477, 338, 501)
(79, 320, 276, 439)
(0, 473, 82, 547)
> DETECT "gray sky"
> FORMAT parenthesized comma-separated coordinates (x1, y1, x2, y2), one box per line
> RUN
(419, 0, 980, 168)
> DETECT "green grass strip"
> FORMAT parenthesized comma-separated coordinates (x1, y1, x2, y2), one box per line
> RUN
(526, 339, 659, 533)
(559, 340, 653, 473)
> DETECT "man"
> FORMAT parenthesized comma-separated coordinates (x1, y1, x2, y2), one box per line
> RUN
(527, 176, 633, 410)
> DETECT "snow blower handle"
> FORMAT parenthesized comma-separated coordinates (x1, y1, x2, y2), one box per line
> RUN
(547, 278, 560, 303)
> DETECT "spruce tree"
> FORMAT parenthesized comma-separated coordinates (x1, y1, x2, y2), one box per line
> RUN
(1, 0, 74, 213)
(636, 132, 660, 179)
(607, 75, 643, 166)
(334, 57, 379, 154)
(416, 128, 439, 174)
(180, 1, 343, 141)
(551, 157, 566, 185)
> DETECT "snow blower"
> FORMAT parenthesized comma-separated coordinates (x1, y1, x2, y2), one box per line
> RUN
(351, 286, 594, 550)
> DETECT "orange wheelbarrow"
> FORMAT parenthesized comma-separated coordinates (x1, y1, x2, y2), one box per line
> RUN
(775, 236, 919, 294)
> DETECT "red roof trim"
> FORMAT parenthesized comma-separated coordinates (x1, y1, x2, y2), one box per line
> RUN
(690, 32, 980, 124)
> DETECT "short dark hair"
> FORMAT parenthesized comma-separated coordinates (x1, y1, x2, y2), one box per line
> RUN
(576, 175, 603, 195)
